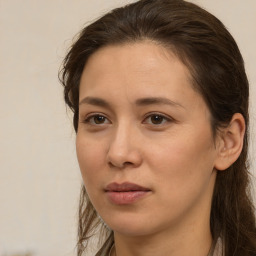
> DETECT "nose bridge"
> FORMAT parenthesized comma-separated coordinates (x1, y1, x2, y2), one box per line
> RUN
(107, 120, 142, 168)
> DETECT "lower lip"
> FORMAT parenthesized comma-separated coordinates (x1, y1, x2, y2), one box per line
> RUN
(106, 191, 150, 205)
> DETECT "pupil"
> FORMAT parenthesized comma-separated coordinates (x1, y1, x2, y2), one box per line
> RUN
(151, 115, 163, 124)
(94, 116, 105, 124)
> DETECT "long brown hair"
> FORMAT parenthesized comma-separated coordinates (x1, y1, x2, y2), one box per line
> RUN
(59, 0, 256, 255)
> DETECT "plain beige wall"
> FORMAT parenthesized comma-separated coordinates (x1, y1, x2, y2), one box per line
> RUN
(0, 1, 255, 256)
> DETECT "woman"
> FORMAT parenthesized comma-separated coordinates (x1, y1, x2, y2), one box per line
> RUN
(59, 0, 256, 255)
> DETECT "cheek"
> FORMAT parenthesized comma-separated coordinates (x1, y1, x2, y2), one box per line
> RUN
(76, 135, 106, 187)
(146, 138, 216, 224)
(147, 129, 216, 192)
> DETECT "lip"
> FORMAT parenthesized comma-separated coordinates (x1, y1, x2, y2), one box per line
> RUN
(105, 182, 151, 205)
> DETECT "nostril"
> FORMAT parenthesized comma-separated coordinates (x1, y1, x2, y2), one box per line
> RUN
(108, 160, 133, 169)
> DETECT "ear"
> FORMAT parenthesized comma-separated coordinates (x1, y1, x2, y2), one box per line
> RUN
(214, 113, 246, 171)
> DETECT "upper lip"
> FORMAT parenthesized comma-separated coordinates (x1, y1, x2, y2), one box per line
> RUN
(105, 182, 151, 192)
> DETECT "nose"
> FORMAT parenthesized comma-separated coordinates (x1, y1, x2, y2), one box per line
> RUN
(106, 124, 143, 169)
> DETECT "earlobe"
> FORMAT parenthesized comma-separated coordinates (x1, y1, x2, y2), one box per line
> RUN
(214, 113, 245, 171)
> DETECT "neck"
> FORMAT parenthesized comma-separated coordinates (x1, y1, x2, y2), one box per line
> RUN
(112, 198, 213, 256)
(113, 224, 212, 256)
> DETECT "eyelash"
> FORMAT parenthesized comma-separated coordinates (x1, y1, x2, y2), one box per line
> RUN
(81, 113, 174, 126)
(82, 113, 110, 125)
(143, 113, 173, 125)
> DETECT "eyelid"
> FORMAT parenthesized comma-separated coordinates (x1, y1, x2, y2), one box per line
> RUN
(81, 112, 111, 125)
(79, 112, 174, 126)
(143, 112, 174, 125)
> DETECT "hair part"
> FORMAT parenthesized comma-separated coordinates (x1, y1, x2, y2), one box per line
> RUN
(59, 0, 256, 255)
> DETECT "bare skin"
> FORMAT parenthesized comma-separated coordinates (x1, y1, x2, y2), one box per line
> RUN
(76, 42, 245, 256)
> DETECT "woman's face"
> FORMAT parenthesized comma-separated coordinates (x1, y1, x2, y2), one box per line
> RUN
(76, 42, 220, 237)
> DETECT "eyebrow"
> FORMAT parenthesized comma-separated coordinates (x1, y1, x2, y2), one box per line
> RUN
(79, 96, 184, 109)
(135, 97, 184, 108)
(79, 97, 111, 108)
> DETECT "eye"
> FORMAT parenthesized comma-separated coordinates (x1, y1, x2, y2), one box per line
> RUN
(143, 113, 172, 125)
(83, 114, 110, 125)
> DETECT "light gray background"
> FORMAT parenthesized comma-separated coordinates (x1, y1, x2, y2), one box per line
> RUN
(0, 1, 255, 255)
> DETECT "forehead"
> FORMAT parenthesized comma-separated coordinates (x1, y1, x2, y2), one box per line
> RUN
(80, 41, 194, 96)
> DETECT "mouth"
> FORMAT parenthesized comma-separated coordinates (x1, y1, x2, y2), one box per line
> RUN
(104, 182, 151, 205)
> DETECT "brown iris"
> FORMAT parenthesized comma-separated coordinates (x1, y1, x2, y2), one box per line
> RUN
(150, 115, 164, 124)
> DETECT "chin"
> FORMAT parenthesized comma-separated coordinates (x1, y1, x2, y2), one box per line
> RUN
(103, 213, 162, 237)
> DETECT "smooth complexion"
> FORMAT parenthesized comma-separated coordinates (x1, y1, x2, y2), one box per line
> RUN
(76, 42, 227, 256)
